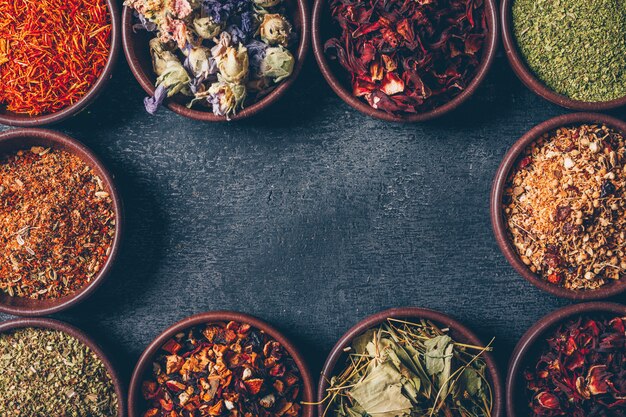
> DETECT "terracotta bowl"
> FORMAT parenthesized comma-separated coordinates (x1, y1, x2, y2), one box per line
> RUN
(0, 317, 127, 416)
(122, 1, 309, 122)
(317, 307, 503, 417)
(501, 0, 626, 111)
(0, 129, 123, 316)
(0, 0, 121, 127)
(312, 0, 498, 122)
(490, 112, 626, 300)
(506, 302, 626, 417)
(128, 310, 315, 417)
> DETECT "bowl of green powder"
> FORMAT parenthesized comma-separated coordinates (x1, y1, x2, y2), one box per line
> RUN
(502, 0, 626, 110)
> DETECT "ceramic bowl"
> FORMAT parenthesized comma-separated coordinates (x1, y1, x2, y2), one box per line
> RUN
(122, 1, 309, 122)
(0, 317, 127, 416)
(506, 302, 626, 417)
(0, 0, 121, 127)
(312, 0, 499, 122)
(0, 129, 123, 316)
(317, 307, 503, 417)
(128, 310, 315, 417)
(500, 0, 626, 111)
(490, 112, 626, 300)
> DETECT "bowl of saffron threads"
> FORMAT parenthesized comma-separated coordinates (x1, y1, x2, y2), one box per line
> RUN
(0, 0, 121, 127)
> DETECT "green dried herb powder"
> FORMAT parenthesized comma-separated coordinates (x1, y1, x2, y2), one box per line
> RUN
(0, 328, 118, 417)
(512, 0, 626, 102)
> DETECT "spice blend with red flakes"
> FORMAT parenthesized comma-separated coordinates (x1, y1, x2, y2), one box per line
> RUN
(141, 321, 304, 417)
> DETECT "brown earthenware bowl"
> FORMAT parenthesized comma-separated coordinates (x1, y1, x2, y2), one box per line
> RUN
(122, 1, 309, 122)
(312, 0, 499, 122)
(0, 317, 127, 416)
(0, 0, 121, 127)
(0, 129, 123, 316)
(318, 307, 503, 417)
(491, 112, 626, 300)
(501, 0, 626, 111)
(128, 311, 315, 417)
(506, 302, 626, 417)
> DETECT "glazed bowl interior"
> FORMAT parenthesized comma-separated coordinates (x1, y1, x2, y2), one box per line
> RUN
(312, 0, 499, 122)
(0, 129, 122, 316)
(122, 0, 309, 122)
(128, 311, 315, 417)
(318, 307, 503, 417)
(490, 112, 626, 300)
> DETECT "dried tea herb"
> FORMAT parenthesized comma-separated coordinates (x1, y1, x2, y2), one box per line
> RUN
(512, 0, 626, 102)
(0, 327, 118, 416)
(525, 315, 626, 417)
(504, 124, 626, 290)
(0, 147, 116, 299)
(141, 320, 303, 417)
(320, 318, 494, 417)
(324, 0, 486, 115)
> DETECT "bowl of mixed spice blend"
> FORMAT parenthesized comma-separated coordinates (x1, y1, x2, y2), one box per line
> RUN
(502, 0, 626, 111)
(0, 0, 121, 127)
(507, 302, 626, 417)
(312, 0, 498, 122)
(318, 307, 503, 417)
(491, 113, 626, 300)
(0, 129, 122, 316)
(129, 311, 315, 417)
(0, 317, 125, 417)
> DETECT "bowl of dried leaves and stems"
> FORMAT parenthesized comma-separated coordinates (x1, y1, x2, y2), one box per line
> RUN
(317, 307, 503, 417)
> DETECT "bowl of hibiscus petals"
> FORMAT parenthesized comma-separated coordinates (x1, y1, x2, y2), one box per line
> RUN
(312, 0, 498, 122)
(122, 0, 309, 121)
(507, 302, 626, 417)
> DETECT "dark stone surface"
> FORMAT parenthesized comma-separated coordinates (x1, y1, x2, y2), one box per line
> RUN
(1, 42, 625, 397)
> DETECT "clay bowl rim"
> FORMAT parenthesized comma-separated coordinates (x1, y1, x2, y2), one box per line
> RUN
(500, 0, 626, 111)
(311, 0, 499, 123)
(0, 0, 121, 127)
(506, 301, 626, 417)
(121, 0, 310, 122)
(0, 128, 123, 316)
(317, 307, 504, 417)
(128, 310, 316, 417)
(490, 112, 626, 300)
(0, 317, 127, 417)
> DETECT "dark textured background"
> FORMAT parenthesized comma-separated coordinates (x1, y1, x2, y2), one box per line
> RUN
(1, 29, 626, 403)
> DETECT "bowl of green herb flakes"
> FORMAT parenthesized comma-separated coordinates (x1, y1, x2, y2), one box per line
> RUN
(318, 307, 503, 417)
(501, 0, 626, 111)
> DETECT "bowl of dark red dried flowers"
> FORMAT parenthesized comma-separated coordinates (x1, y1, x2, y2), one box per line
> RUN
(0, 129, 122, 316)
(491, 113, 626, 300)
(312, 0, 498, 122)
(317, 307, 503, 417)
(128, 311, 315, 417)
(507, 302, 626, 417)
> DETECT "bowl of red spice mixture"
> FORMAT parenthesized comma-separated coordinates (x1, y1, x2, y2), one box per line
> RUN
(0, 0, 121, 127)
(0, 129, 122, 316)
(491, 113, 626, 300)
(128, 311, 315, 417)
(312, 0, 498, 122)
(507, 302, 626, 417)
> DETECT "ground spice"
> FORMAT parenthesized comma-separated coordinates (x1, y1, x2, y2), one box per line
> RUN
(512, 0, 626, 102)
(504, 124, 626, 290)
(0, 0, 111, 116)
(0, 327, 118, 416)
(0, 147, 116, 299)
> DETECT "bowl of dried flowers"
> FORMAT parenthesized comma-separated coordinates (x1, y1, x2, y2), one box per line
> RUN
(312, 0, 498, 122)
(0, 129, 122, 316)
(122, 0, 309, 121)
(507, 302, 626, 417)
(317, 307, 503, 417)
(128, 310, 315, 417)
(491, 113, 626, 300)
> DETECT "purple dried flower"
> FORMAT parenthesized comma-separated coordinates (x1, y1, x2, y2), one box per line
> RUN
(246, 40, 268, 75)
(144, 85, 168, 114)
